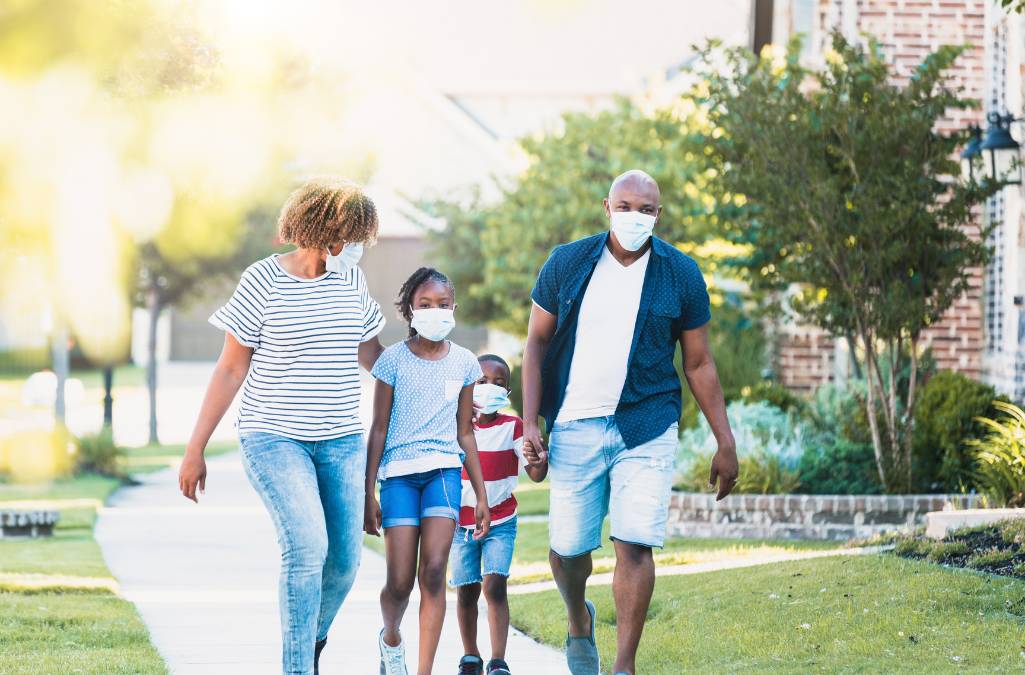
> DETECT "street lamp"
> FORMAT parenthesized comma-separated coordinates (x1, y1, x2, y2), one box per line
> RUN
(979, 112, 1022, 186)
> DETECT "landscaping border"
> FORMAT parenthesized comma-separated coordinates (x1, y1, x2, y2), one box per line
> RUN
(667, 492, 981, 541)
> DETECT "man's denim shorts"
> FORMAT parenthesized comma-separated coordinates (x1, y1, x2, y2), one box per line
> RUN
(548, 416, 677, 558)
(449, 517, 518, 586)
(380, 468, 461, 529)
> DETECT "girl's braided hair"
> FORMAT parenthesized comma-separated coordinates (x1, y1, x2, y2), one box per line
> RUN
(395, 267, 454, 337)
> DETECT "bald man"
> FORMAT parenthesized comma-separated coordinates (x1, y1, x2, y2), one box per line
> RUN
(520, 170, 738, 675)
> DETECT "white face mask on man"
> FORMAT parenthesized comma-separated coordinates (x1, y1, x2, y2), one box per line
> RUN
(609, 211, 656, 251)
(325, 242, 363, 275)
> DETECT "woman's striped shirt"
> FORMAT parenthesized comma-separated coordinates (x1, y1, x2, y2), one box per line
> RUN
(209, 255, 385, 441)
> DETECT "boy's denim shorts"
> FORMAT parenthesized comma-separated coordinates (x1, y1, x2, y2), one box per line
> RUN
(449, 517, 518, 586)
(380, 468, 461, 529)
(548, 416, 677, 558)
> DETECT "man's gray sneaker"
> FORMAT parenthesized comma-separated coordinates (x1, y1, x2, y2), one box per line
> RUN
(565, 599, 600, 675)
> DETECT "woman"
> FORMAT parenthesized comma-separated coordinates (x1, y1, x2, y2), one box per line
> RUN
(179, 177, 385, 675)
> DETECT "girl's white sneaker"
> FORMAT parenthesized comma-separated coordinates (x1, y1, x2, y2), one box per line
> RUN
(378, 629, 408, 675)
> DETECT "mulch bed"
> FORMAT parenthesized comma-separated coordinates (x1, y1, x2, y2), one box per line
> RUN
(891, 519, 1025, 581)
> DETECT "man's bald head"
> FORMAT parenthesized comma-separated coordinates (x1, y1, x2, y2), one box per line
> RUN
(609, 170, 660, 201)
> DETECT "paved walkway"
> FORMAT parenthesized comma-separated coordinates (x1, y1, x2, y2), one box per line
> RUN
(95, 452, 565, 674)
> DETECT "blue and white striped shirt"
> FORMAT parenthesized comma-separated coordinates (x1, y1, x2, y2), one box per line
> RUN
(209, 255, 385, 441)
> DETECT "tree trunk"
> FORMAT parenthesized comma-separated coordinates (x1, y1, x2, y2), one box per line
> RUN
(102, 365, 114, 430)
(146, 289, 161, 446)
(903, 338, 919, 493)
(844, 333, 863, 379)
(859, 334, 888, 488)
(51, 321, 69, 426)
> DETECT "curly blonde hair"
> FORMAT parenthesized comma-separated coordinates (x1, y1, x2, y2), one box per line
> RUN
(277, 177, 379, 249)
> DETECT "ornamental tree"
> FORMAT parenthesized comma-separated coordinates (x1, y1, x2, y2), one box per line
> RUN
(693, 34, 996, 491)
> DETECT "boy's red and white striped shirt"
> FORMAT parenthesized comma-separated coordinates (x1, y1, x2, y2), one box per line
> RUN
(459, 413, 526, 529)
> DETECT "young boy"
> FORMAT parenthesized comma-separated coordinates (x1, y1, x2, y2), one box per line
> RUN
(451, 355, 548, 675)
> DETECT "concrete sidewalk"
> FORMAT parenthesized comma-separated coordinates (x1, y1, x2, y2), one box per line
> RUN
(95, 452, 565, 674)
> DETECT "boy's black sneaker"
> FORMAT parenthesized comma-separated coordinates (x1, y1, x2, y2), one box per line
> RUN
(486, 658, 511, 675)
(458, 654, 484, 675)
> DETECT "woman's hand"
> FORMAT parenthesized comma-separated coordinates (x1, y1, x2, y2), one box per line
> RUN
(472, 498, 491, 540)
(364, 494, 383, 536)
(179, 449, 207, 503)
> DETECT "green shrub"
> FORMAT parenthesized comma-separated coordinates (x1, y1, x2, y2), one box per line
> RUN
(741, 381, 807, 416)
(965, 548, 1014, 570)
(1012, 563, 1025, 578)
(798, 437, 881, 495)
(892, 537, 929, 557)
(675, 448, 800, 495)
(925, 540, 968, 563)
(796, 383, 883, 495)
(970, 401, 1025, 507)
(999, 518, 1025, 546)
(913, 371, 1010, 492)
(75, 430, 124, 477)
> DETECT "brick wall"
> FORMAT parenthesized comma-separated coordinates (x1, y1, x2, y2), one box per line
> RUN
(775, 0, 987, 389)
(668, 491, 981, 540)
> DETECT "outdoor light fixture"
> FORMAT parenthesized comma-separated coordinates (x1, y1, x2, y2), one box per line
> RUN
(979, 112, 1022, 186)
(960, 125, 983, 181)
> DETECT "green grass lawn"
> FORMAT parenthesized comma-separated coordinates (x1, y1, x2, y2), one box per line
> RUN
(0, 440, 235, 674)
(510, 553, 1025, 673)
(514, 476, 550, 516)
(0, 589, 166, 674)
(507, 519, 838, 584)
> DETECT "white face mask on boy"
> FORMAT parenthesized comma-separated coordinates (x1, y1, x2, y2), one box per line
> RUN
(325, 242, 363, 275)
(410, 307, 455, 341)
(473, 383, 511, 415)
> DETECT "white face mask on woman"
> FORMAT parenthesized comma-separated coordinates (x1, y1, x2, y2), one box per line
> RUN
(325, 242, 363, 275)
(410, 307, 456, 341)
(609, 211, 656, 251)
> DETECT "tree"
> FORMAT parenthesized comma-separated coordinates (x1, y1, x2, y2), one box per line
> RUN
(694, 34, 996, 492)
(431, 99, 717, 336)
(135, 206, 284, 444)
(999, 1, 1025, 13)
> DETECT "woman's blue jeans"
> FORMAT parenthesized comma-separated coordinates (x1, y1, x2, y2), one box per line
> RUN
(239, 431, 366, 675)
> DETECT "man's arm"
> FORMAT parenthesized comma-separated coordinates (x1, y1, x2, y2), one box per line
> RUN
(521, 303, 557, 459)
(680, 325, 738, 500)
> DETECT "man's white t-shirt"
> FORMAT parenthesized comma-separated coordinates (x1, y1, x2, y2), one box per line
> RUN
(555, 246, 650, 424)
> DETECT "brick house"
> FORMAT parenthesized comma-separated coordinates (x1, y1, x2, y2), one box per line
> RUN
(761, 0, 1023, 398)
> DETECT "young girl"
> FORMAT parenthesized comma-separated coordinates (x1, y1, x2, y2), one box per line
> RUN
(365, 267, 491, 675)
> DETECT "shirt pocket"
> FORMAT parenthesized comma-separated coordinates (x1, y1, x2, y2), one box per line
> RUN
(645, 298, 681, 344)
(444, 379, 463, 401)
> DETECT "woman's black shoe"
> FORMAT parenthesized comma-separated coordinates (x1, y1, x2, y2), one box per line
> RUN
(314, 638, 327, 675)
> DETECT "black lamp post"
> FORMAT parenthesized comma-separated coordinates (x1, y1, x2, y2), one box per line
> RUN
(975, 112, 1022, 186)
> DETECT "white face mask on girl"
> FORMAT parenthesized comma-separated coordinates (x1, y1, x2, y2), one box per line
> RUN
(325, 242, 363, 275)
(609, 211, 656, 251)
(410, 307, 455, 341)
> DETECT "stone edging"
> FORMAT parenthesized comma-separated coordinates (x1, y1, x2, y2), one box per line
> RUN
(667, 492, 981, 541)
